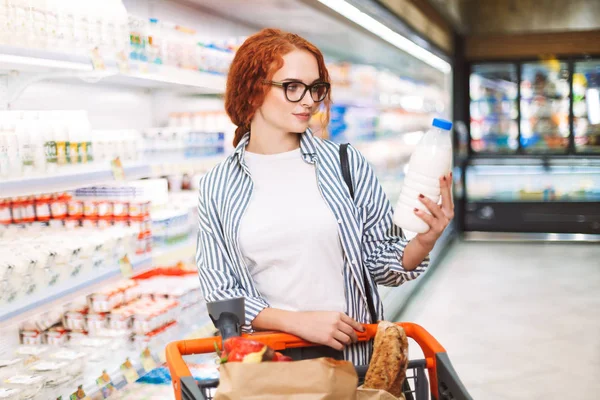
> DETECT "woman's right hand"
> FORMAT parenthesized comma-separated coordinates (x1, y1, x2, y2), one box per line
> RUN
(288, 311, 365, 351)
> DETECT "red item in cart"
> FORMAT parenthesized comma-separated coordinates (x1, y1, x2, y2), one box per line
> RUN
(221, 337, 277, 363)
(50, 193, 69, 219)
(68, 198, 83, 217)
(34, 194, 52, 221)
(0, 199, 12, 225)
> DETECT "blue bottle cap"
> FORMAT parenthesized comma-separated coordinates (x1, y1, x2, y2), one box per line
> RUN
(432, 118, 453, 131)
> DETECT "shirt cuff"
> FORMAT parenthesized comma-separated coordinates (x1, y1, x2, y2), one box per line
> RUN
(389, 240, 430, 280)
(243, 296, 270, 331)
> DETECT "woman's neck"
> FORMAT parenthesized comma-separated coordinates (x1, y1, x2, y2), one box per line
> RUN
(247, 119, 301, 155)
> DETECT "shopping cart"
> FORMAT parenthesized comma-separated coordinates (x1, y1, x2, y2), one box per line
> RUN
(166, 298, 472, 400)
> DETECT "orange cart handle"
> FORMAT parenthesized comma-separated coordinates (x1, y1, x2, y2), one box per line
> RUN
(166, 322, 446, 400)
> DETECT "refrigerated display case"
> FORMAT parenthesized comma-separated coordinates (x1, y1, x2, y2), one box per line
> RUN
(463, 157, 600, 235)
(463, 58, 600, 238)
(573, 60, 600, 153)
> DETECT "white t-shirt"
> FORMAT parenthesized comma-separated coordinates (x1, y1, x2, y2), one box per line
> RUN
(239, 148, 347, 313)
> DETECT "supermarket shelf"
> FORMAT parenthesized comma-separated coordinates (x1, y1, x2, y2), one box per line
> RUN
(0, 163, 151, 198)
(0, 46, 225, 94)
(96, 62, 226, 94)
(0, 45, 93, 73)
(0, 254, 153, 323)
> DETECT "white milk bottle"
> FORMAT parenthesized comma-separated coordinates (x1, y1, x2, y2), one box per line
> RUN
(393, 118, 453, 233)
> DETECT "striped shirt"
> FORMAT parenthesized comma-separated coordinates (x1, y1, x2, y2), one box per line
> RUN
(196, 130, 429, 364)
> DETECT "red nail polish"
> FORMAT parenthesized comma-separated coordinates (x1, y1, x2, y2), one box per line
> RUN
(443, 176, 447, 181)
(414, 208, 419, 212)
(419, 194, 424, 199)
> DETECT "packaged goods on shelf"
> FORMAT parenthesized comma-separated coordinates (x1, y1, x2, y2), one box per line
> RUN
(127, 15, 239, 75)
(0, 224, 137, 307)
(92, 129, 143, 164)
(0, 110, 96, 179)
(0, 0, 129, 58)
(143, 110, 231, 161)
(323, 62, 444, 145)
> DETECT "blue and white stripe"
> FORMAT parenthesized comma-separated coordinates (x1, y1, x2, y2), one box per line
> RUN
(196, 130, 429, 364)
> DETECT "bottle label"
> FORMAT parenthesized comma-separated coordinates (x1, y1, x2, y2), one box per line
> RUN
(45, 141, 58, 164)
(86, 142, 94, 162)
(69, 142, 79, 164)
(22, 144, 34, 166)
(79, 142, 87, 164)
(57, 141, 68, 165)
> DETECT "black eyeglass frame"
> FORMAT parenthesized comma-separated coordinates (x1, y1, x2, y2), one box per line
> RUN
(263, 80, 331, 103)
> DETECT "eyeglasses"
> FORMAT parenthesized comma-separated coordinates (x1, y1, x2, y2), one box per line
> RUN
(264, 80, 330, 103)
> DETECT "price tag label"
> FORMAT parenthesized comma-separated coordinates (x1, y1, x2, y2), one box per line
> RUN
(69, 385, 90, 400)
(141, 348, 158, 372)
(95, 370, 116, 399)
(119, 255, 133, 278)
(120, 358, 139, 384)
(110, 157, 125, 181)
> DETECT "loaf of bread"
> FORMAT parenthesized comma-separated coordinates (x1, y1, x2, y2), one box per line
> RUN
(363, 321, 409, 399)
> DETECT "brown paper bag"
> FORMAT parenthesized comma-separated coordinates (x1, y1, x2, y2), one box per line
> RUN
(214, 358, 358, 400)
(356, 386, 403, 400)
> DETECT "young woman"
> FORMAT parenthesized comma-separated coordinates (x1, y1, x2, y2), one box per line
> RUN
(196, 28, 454, 364)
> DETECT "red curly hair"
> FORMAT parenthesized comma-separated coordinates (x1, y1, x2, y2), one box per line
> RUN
(225, 28, 331, 146)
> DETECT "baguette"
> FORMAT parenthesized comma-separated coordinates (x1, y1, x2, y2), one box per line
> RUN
(363, 321, 409, 399)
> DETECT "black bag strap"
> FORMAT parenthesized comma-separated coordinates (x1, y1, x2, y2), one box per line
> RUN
(339, 143, 378, 324)
(339, 143, 355, 200)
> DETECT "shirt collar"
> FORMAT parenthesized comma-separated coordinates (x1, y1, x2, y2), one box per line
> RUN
(233, 129, 318, 164)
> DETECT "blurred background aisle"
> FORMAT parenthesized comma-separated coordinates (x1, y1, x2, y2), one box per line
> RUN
(0, 0, 598, 399)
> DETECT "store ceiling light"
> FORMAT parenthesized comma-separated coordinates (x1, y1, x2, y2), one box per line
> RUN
(0, 53, 93, 72)
(316, 0, 452, 74)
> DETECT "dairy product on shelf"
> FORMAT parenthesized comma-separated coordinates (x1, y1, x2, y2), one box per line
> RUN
(393, 118, 453, 233)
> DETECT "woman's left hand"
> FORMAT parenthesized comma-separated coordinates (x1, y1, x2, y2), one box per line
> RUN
(413, 172, 454, 249)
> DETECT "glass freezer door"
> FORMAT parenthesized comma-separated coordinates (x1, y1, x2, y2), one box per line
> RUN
(573, 59, 600, 153)
(520, 61, 570, 153)
(469, 64, 519, 153)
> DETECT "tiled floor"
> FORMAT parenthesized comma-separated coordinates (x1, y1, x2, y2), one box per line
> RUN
(399, 240, 600, 399)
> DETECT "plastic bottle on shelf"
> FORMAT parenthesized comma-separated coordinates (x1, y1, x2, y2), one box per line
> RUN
(29, 0, 48, 48)
(40, 111, 57, 173)
(0, 0, 11, 45)
(393, 118, 453, 233)
(15, 113, 36, 176)
(53, 111, 70, 166)
(113, 0, 129, 59)
(29, 112, 47, 173)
